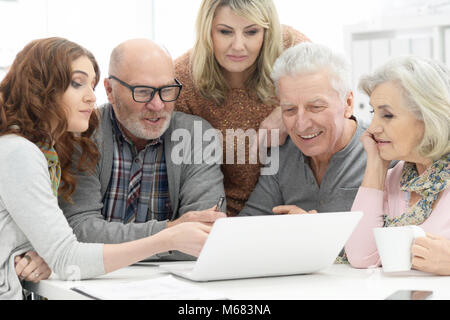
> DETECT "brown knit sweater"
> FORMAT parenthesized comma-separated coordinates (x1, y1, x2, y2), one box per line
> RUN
(174, 25, 310, 216)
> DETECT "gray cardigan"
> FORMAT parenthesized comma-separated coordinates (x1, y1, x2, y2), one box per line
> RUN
(0, 135, 104, 300)
(59, 105, 225, 260)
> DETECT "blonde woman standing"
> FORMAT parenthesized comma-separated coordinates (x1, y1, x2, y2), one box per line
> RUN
(175, 0, 310, 215)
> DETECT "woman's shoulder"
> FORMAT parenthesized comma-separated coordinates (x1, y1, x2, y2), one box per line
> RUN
(174, 50, 193, 79)
(175, 50, 196, 89)
(174, 49, 205, 113)
(0, 134, 44, 165)
(0, 134, 40, 151)
(281, 24, 311, 49)
(439, 186, 450, 208)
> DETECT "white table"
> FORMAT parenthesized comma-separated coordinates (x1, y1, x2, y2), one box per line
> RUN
(23, 263, 450, 300)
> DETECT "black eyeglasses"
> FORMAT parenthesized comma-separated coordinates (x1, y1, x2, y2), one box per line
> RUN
(108, 75, 182, 103)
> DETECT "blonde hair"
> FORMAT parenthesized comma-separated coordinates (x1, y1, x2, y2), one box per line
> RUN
(359, 56, 450, 160)
(191, 0, 282, 106)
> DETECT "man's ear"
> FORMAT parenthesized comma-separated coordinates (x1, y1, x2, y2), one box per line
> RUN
(104, 78, 115, 105)
(344, 90, 354, 119)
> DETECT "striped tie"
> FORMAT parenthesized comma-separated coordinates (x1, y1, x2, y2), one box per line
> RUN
(124, 167, 143, 223)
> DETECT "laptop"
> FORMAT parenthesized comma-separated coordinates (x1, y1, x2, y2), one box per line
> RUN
(159, 211, 363, 281)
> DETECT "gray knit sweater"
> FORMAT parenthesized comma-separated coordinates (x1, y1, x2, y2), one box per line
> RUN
(0, 135, 104, 300)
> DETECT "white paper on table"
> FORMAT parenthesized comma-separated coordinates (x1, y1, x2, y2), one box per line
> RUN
(71, 275, 228, 300)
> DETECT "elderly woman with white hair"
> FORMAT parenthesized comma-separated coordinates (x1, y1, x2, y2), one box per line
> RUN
(345, 56, 450, 275)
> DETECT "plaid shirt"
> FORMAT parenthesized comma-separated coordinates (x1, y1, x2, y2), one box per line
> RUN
(102, 109, 172, 223)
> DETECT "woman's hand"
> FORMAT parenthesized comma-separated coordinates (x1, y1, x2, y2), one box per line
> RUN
(360, 130, 385, 164)
(259, 106, 289, 148)
(164, 222, 212, 257)
(412, 233, 450, 276)
(259, 107, 288, 148)
(14, 251, 52, 283)
(250, 107, 288, 163)
(360, 130, 390, 190)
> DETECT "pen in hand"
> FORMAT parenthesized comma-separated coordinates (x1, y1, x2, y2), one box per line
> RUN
(215, 196, 225, 212)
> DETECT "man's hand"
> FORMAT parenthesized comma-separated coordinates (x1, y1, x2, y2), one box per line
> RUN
(167, 206, 227, 228)
(272, 205, 317, 215)
(15, 251, 52, 283)
(412, 233, 450, 276)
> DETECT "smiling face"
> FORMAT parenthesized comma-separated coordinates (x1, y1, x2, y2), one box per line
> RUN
(211, 5, 265, 86)
(368, 81, 425, 162)
(105, 40, 176, 144)
(278, 70, 355, 162)
(59, 55, 97, 133)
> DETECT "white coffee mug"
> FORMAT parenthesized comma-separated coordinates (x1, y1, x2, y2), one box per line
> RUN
(373, 225, 426, 272)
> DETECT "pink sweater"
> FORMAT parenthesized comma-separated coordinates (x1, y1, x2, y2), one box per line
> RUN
(345, 161, 450, 268)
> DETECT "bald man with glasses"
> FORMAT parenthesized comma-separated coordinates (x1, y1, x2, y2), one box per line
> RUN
(59, 39, 226, 261)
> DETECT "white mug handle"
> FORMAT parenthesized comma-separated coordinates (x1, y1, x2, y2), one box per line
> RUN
(409, 225, 426, 238)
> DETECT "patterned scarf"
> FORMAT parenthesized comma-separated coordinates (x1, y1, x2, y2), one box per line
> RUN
(36, 143, 62, 197)
(335, 153, 450, 265)
(384, 153, 450, 227)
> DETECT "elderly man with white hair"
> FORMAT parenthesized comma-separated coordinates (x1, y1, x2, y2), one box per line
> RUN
(239, 43, 367, 227)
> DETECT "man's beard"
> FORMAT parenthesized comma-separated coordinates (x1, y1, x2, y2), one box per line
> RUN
(114, 99, 172, 140)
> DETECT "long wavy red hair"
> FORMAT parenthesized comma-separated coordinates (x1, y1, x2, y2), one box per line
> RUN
(0, 37, 100, 201)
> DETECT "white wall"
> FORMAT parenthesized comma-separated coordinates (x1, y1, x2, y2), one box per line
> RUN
(150, 0, 450, 59)
(153, 0, 202, 59)
(152, 0, 383, 59)
(0, 0, 153, 104)
(1, 0, 450, 103)
(343, 0, 450, 123)
(276, 0, 381, 54)
(378, 0, 450, 16)
(151, 0, 450, 64)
